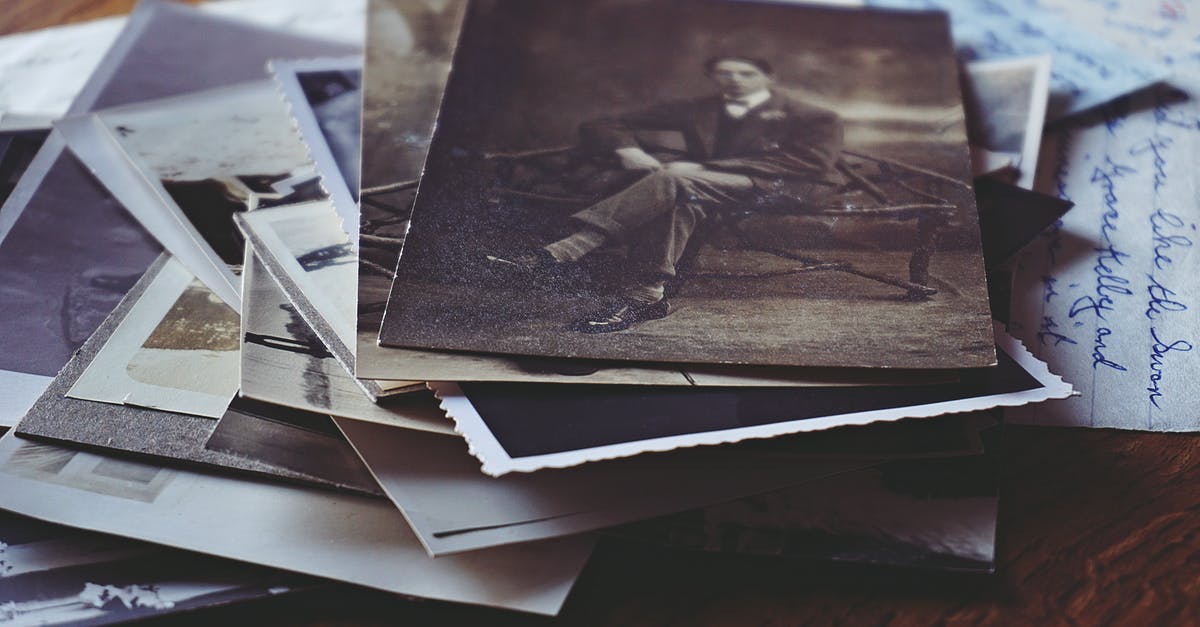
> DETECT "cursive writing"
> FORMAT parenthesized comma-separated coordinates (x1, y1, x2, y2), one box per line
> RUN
(1147, 327, 1193, 409)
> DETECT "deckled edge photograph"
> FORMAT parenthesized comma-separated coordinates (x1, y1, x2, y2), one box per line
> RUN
(433, 323, 1071, 476)
(55, 79, 325, 308)
(270, 56, 363, 245)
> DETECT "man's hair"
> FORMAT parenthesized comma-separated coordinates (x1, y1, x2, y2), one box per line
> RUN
(704, 55, 773, 76)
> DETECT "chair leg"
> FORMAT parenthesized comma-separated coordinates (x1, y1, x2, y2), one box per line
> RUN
(758, 246, 937, 300)
(909, 213, 945, 286)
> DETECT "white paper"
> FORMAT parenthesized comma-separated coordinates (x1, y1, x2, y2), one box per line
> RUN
(66, 257, 238, 419)
(337, 417, 868, 555)
(1007, 3, 1200, 430)
(0, 0, 365, 122)
(0, 431, 592, 616)
(439, 324, 1072, 475)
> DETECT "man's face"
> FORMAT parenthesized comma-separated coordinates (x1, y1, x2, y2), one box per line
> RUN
(708, 59, 772, 98)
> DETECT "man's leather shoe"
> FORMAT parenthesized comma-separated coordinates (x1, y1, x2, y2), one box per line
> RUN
(572, 298, 671, 334)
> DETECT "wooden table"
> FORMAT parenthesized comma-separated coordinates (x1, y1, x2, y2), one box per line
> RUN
(4, 2, 1199, 625)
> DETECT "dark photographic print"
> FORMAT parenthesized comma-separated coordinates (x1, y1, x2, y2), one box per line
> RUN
(357, 0, 468, 351)
(380, 0, 996, 369)
(614, 422, 1002, 573)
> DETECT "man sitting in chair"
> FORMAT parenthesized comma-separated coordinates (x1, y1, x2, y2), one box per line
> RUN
(488, 54, 845, 333)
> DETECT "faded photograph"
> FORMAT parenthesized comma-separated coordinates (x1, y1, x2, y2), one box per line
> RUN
(0, 510, 316, 627)
(94, 80, 324, 267)
(963, 56, 1050, 189)
(239, 248, 447, 433)
(0, 0, 354, 407)
(380, 0, 995, 369)
(5, 439, 175, 504)
(66, 257, 239, 418)
(272, 58, 363, 240)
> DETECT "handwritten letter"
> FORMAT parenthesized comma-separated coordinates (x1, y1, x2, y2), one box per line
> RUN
(1008, 2, 1200, 430)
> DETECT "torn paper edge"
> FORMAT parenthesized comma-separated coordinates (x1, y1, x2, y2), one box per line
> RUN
(432, 321, 1073, 476)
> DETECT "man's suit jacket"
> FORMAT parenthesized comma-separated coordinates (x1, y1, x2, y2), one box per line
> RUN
(578, 89, 846, 196)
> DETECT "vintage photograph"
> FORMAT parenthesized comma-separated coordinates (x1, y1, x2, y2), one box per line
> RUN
(239, 249, 450, 433)
(56, 80, 325, 308)
(272, 58, 363, 240)
(66, 257, 239, 419)
(356, 0, 468, 372)
(338, 413, 982, 555)
(0, 509, 317, 627)
(432, 326, 1071, 475)
(337, 418, 865, 556)
(0, 1, 355, 424)
(96, 80, 324, 265)
(15, 256, 379, 493)
(0, 431, 595, 616)
(351, 0, 931, 386)
(963, 56, 1051, 189)
(380, 0, 996, 369)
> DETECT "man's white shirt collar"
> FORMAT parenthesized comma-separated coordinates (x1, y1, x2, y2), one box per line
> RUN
(724, 89, 772, 118)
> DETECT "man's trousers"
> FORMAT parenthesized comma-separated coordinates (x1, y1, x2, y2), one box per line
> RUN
(569, 169, 756, 278)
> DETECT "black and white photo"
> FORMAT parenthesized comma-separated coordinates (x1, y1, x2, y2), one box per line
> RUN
(380, 0, 996, 369)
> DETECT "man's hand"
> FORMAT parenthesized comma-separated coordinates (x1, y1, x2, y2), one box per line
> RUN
(663, 161, 704, 173)
(615, 147, 663, 171)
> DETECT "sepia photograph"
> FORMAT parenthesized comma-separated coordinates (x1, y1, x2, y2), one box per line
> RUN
(380, 0, 995, 369)
(355, 0, 468, 374)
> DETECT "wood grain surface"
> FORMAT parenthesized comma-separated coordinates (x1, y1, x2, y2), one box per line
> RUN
(3, 2, 1199, 625)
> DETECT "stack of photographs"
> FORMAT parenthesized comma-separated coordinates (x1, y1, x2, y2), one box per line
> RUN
(21, 0, 1187, 621)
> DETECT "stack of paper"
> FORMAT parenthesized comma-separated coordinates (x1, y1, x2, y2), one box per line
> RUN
(1, 0, 1193, 622)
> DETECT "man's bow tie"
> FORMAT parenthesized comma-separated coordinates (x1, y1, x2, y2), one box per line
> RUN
(724, 98, 754, 118)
